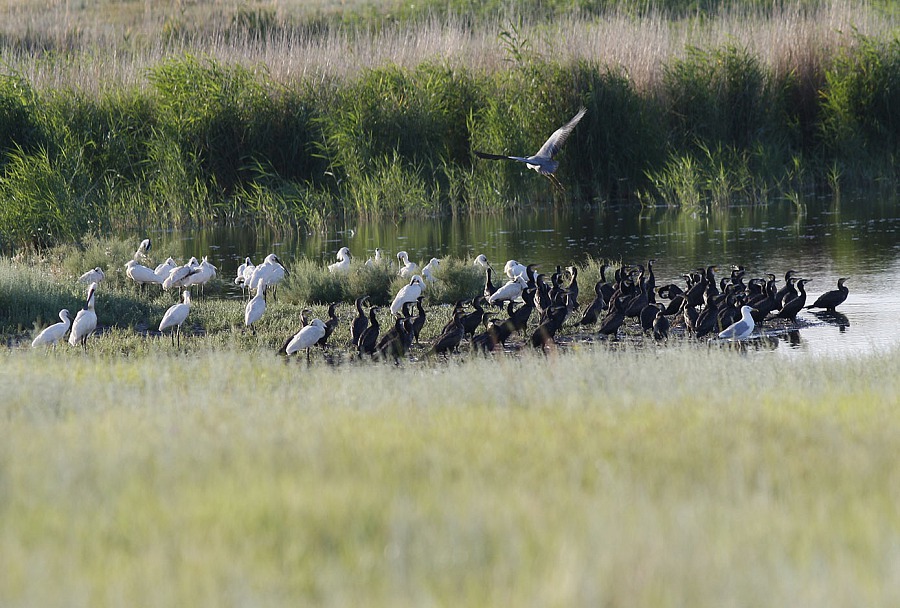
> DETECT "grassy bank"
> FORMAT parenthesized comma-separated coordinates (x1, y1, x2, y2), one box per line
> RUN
(1, 1, 899, 250)
(1, 345, 899, 606)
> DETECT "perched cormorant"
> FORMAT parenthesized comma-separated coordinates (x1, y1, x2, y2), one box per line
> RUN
(806, 277, 849, 312)
(350, 296, 370, 347)
(776, 279, 810, 322)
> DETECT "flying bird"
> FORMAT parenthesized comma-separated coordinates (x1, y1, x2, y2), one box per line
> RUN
(474, 107, 587, 191)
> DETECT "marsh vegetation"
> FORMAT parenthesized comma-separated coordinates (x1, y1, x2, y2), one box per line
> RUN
(1, 0, 899, 249)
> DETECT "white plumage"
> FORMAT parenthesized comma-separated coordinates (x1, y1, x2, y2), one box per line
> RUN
(154, 257, 178, 284)
(488, 275, 528, 304)
(133, 238, 151, 261)
(397, 251, 418, 278)
(285, 318, 328, 356)
(473, 254, 490, 268)
(69, 283, 98, 348)
(125, 260, 162, 288)
(718, 305, 756, 340)
(328, 247, 352, 273)
(245, 280, 267, 327)
(159, 290, 192, 346)
(162, 257, 199, 290)
(31, 309, 71, 347)
(504, 260, 527, 280)
(422, 257, 440, 283)
(390, 275, 425, 315)
(78, 267, 104, 284)
(184, 256, 216, 289)
(249, 254, 285, 293)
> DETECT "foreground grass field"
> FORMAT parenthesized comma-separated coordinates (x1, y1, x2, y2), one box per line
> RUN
(2, 346, 899, 606)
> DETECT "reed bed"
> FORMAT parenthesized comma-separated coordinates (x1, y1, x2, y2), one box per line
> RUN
(2, 343, 899, 606)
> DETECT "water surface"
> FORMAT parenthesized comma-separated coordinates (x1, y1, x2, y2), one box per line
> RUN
(152, 195, 900, 358)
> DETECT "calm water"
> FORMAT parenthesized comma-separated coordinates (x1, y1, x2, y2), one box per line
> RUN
(152, 195, 900, 358)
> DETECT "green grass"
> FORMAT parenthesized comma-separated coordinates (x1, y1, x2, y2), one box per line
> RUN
(1, 345, 899, 606)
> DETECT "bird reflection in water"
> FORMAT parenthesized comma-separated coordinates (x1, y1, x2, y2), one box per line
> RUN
(809, 310, 850, 332)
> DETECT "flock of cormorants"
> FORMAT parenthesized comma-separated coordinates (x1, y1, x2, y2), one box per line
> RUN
(283, 252, 851, 362)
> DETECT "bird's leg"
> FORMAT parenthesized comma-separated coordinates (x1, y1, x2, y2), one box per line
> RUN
(546, 173, 565, 192)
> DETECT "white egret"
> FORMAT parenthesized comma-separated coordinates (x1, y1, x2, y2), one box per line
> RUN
(397, 251, 418, 278)
(718, 305, 756, 340)
(390, 275, 424, 315)
(474, 107, 587, 191)
(245, 279, 267, 327)
(422, 257, 440, 283)
(69, 282, 98, 349)
(125, 260, 162, 291)
(328, 247, 352, 273)
(133, 238, 152, 261)
(285, 318, 328, 361)
(159, 290, 192, 347)
(31, 309, 71, 347)
(78, 267, 104, 284)
(488, 275, 528, 305)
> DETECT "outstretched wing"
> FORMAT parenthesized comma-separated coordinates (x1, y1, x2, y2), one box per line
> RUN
(533, 107, 587, 161)
(474, 150, 520, 161)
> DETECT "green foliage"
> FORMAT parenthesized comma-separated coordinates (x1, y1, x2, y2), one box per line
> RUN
(820, 32, 900, 178)
(281, 257, 347, 305)
(425, 257, 484, 304)
(346, 262, 396, 306)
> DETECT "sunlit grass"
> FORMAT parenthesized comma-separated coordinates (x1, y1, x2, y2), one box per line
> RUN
(1, 345, 899, 606)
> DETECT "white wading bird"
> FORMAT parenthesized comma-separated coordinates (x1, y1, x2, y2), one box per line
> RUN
(422, 257, 440, 283)
(503, 260, 528, 281)
(184, 256, 217, 293)
(125, 259, 162, 291)
(488, 275, 528, 305)
(245, 279, 267, 328)
(474, 106, 587, 191)
(133, 238, 152, 261)
(69, 282, 98, 349)
(159, 290, 192, 347)
(78, 267, 104, 284)
(473, 254, 490, 269)
(162, 257, 200, 290)
(365, 248, 385, 268)
(390, 275, 425, 316)
(248, 254, 286, 299)
(718, 305, 757, 340)
(31, 309, 71, 347)
(154, 257, 178, 284)
(284, 318, 328, 361)
(397, 251, 418, 279)
(328, 247, 352, 273)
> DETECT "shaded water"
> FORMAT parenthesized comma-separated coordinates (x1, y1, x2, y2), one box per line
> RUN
(154, 195, 900, 358)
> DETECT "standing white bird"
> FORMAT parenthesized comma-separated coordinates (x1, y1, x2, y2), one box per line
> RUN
(473, 254, 490, 268)
(248, 254, 286, 298)
(365, 248, 385, 268)
(245, 279, 267, 327)
(162, 257, 199, 290)
(125, 259, 162, 291)
(78, 267, 104, 284)
(488, 275, 528, 305)
(397, 251, 418, 278)
(718, 305, 757, 340)
(234, 257, 255, 297)
(31, 309, 71, 347)
(422, 257, 441, 283)
(154, 257, 178, 284)
(474, 106, 587, 191)
(184, 256, 217, 292)
(284, 318, 328, 360)
(68, 283, 98, 349)
(504, 260, 528, 281)
(133, 238, 152, 261)
(328, 247, 352, 273)
(390, 275, 425, 315)
(159, 290, 192, 347)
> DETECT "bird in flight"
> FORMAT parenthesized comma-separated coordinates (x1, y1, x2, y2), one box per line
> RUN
(474, 106, 587, 191)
